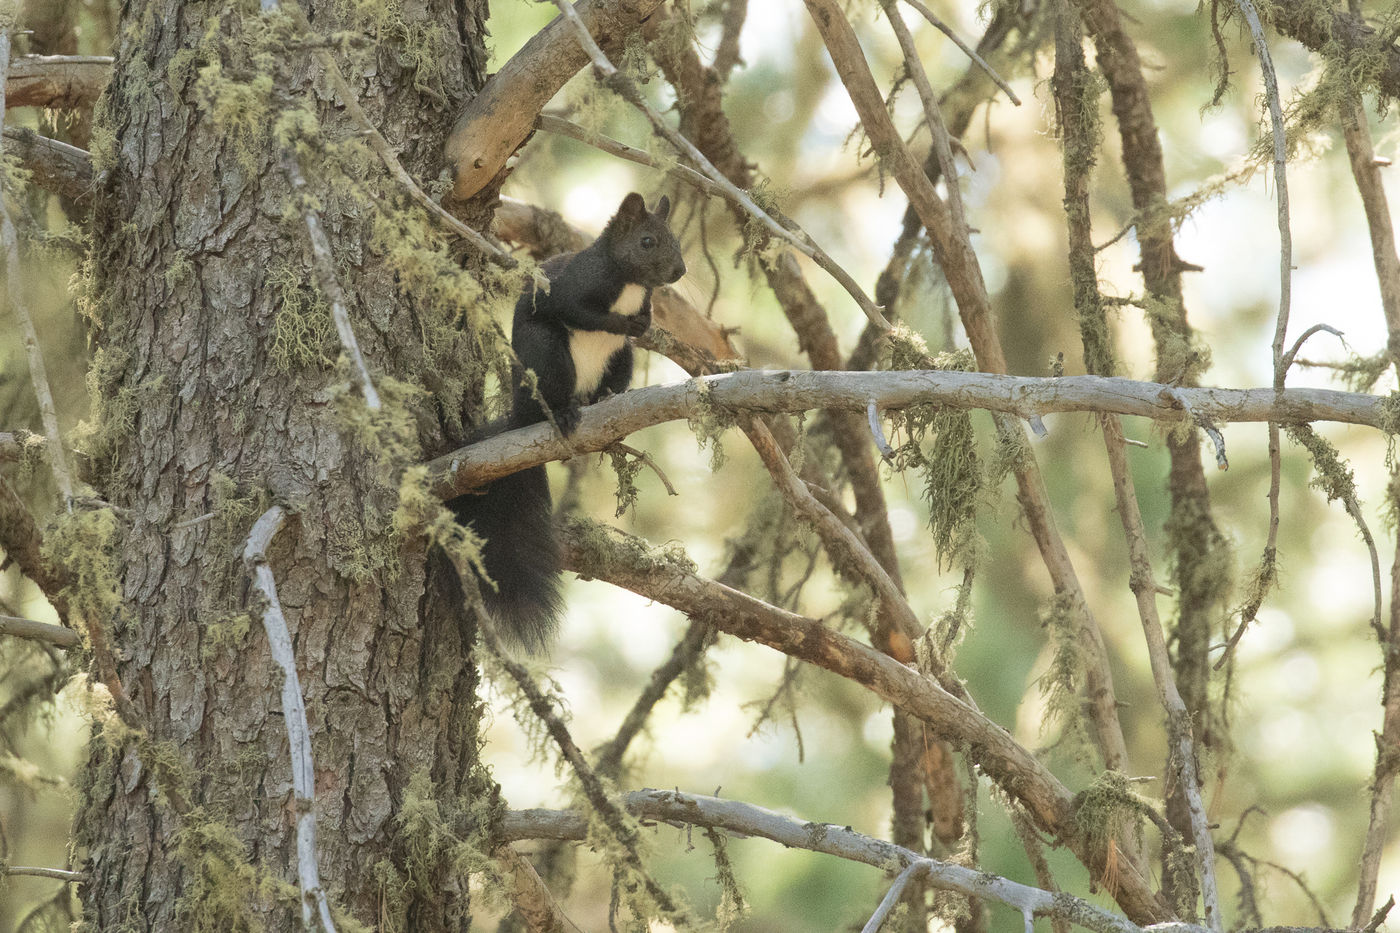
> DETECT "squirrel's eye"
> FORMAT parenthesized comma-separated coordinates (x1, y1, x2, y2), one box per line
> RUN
(640, 235, 656, 249)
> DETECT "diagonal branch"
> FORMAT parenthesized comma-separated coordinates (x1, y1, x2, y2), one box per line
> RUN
(445, 0, 665, 200)
(549, 0, 889, 329)
(557, 519, 1170, 924)
(801, 0, 1134, 787)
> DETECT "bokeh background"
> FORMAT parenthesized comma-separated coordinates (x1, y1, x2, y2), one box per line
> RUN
(4, 0, 1398, 930)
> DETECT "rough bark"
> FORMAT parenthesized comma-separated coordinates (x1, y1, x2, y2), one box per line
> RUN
(76, 3, 495, 930)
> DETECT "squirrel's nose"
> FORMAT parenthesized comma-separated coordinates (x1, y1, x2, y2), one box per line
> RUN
(671, 258, 687, 282)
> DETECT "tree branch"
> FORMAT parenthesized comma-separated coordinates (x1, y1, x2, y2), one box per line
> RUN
(425, 369, 1387, 498)
(242, 505, 339, 933)
(2, 126, 92, 205)
(556, 519, 1169, 924)
(444, 0, 665, 200)
(502, 789, 1182, 933)
(5, 54, 109, 110)
(0, 614, 80, 649)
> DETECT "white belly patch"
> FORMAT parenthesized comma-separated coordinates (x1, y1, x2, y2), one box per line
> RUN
(570, 284, 647, 397)
(570, 329, 626, 397)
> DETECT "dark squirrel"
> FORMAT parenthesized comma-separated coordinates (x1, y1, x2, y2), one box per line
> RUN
(448, 192, 686, 650)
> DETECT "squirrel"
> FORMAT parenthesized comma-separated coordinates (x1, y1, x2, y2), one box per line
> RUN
(447, 192, 686, 650)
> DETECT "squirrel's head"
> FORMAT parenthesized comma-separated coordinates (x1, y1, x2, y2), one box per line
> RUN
(602, 192, 687, 288)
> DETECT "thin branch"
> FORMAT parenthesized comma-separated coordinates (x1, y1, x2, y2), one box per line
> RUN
(476, 613, 687, 924)
(2, 865, 87, 883)
(549, 0, 891, 330)
(425, 370, 1390, 498)
(1234, 0, 1294, 697)
(278, 147, 380, 412)
(594, 620, 713, 779)
(242, 505, 338, 933)
(491, 843, 586, 933)
(0, 614, 79, 649)
(1282, 324, 1346, 374)
(0, 33, 74, 508)
(502, 790, 1187, 933)
(558, 519, 1169, 925)
(881, 0, 967, 230)
(862, 861, 926, 933)
(897, 0, 1020, 105)
(742, 416, 925, 644)
(536, 113, 728, 199)
(1101, 415, 1223, 931)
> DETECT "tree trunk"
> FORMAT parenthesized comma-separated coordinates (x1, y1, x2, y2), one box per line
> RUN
(74, 2, 494, 929)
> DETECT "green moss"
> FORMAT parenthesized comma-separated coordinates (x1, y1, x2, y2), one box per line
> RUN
(41, 508, 122, 626)
(883, 333, 982, 570)
(192, 61, 275, 176)
(172, 812, 298, 932)
(267, 261, 338, 373)
(687, 381, 735, 470)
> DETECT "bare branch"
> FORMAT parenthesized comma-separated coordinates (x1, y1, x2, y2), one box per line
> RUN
(558, 519, 1170, 924)
(426, 369, 1387, 499)
(897, 0, 1021, 105)
(445, 0, 666, 200)
(278, 148, 380, 412)
(549, 0, 891, 330)
(742, 416, 924, 644)
(1, 34, 74, 508)
(503, 789, 1183, 933)
(6, 54, 109, 110)
(0, 614, 79, 649)
(2, 126, 92, 205)
(242, 505, 338, 933)
(1282, 324, 1346, 374)
(536, 113, 728, 200)
(1101, 415, 1223, 931)
(2, 865, 87, 883)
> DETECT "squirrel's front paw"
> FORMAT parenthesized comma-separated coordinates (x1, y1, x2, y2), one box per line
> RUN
(556, 403, 582, 436)
(625, 311, 651, 337)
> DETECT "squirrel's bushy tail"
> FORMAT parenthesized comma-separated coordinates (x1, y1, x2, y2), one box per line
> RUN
(446, 464, 563, 652)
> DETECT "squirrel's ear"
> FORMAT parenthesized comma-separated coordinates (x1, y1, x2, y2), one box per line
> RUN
(612, 192, 648, 232)
(653, 195, 672, 221)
